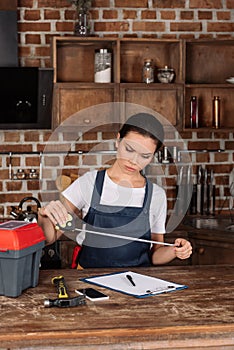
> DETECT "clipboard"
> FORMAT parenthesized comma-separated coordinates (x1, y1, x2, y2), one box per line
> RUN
(80, 271, 187, 298)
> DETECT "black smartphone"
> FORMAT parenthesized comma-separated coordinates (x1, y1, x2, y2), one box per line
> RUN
(75, 288, 109, 301)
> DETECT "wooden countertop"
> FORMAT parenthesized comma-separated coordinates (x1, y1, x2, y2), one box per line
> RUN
(0, 265, 233, 349)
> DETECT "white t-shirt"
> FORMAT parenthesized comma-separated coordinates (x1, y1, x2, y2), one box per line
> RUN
(62, 170, 167, 235)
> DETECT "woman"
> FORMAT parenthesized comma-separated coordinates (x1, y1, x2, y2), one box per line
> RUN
(38, 113, 192, 267)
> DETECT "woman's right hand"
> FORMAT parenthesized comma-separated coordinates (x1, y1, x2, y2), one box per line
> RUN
(38, 200, 70, 227)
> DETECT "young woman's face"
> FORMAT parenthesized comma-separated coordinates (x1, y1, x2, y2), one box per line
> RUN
(116, 131, 157, 174)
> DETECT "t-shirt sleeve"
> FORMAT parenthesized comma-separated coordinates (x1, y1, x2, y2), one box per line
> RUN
(62, 170, 97, 210)
(150, 184, 167, 234)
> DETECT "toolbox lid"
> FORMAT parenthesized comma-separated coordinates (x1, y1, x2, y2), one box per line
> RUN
(0, 221, 45, 250)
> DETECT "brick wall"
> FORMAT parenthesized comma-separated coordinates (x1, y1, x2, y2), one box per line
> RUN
(0, 0, 233, 220)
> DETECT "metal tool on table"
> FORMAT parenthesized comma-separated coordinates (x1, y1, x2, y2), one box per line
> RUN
(55, 213, 175, 247)
(44, 275, 86, 308)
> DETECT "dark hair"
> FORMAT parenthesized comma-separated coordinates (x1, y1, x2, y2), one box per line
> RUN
(119, 113, 164, 152)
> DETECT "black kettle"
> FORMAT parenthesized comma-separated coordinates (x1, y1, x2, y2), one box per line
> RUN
(10, 196, 41, 222)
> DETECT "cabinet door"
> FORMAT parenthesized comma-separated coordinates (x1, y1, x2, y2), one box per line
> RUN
(120, 84, 183, 127)
(53, 83, 120, 130)
(191, 238, 234, 265)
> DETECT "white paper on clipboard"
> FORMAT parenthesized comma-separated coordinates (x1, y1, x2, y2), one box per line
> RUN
(80, 271, 187, 298)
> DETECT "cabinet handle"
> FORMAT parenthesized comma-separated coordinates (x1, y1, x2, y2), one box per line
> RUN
(198, 247, 205, 255)
(83, 119, 91, 124)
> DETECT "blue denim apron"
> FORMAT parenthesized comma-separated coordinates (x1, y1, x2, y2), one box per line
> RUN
(79, 169, 153, 268)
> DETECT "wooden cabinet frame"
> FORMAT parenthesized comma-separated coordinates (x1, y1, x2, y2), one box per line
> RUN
(51, 37, 234, 132)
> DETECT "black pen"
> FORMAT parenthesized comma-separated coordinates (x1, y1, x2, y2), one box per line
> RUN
(126, 274, 136, 287)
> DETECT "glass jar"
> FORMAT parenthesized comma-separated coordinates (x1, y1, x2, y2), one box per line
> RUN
(94, 49, 112, 83)
(142, 59, 154, 84)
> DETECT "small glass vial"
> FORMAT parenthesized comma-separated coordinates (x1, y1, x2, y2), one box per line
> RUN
(94, 49, 111, 83)
(142, 59, 154, 84)
(212, 96, 220, 129)
(190, 96, 198, 128)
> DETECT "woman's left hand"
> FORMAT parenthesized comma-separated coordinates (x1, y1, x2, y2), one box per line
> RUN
(174, 238, 193, 260)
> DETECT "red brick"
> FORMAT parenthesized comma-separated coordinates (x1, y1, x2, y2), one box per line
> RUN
(38, 0, 69, 8)
(4, 132, 20, 142)
(44, 156, 60, 166)
(56, 22, 75, 32)
(122, 10, 137, 20)
(102, 10, 118, 19)
(225, 141, 234, 150)
(6, 181, 24, 192)
(188, 141, 220, 150)
(153, 0, 185, 8)
(90, 9, 99, 20)
(44, 10, 61, 20)
(24, 131, 40, 142)
(83, 132, 98, 140)
(24, 10, 41, 21)
(227, 0, 234, 8)
(160, 10, 176, 20)
(115, 0, 148, 7)
(18, 22, 51, 32)
(35, 46, 51, 57)
(180, 11, 194, 20)
(0, 193, 32, 204)
(38, 192, 59, 203)
(217, 11, 231, 20)
(18, 46, 31, 57)
(190, 0, 222, 8)
(95, 22, 129, 32)
(198, 11, 213, 20)
(133, 21, 165, 31)
(141, 10, 157, 20)
(25, 34, 41, 44)
(92, 0, 110, 7)
(214, 152, 229, 162)
(65, 10, 76, 20)
(18, 0, 33, 7)
(64, 155, 79, 166)
(207, 22, 234, 32)
(196, 153, 211, 163)
(0, 145, 33, 153)
(25, 157, 40, 166)
(170, 22, 202, 31)
(7, 157, 21, 167)
(23, 58, 41, 66)
(27, 181, 41, 191)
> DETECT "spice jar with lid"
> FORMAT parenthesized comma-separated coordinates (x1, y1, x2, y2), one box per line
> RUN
(94, 49, 112, 83)
(142, 59, 154, 84)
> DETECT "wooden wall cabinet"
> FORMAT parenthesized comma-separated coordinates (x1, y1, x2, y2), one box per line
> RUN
(52, 37, 183, 129)
(52, 37, 234, 132)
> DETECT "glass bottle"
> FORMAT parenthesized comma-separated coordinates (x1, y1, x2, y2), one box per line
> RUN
(190, 96, 198, 128)
(142, 59, 154, 84)
(94, 49, 112, 83)
(212, 96, 220, 129)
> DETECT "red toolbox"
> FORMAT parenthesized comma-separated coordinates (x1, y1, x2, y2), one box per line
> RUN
(0, 221, 45, 297)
